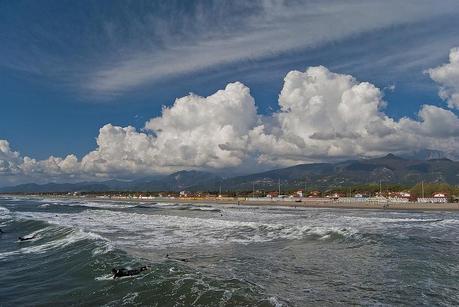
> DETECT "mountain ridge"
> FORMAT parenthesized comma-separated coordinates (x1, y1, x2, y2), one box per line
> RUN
(1, 154, 458, 193)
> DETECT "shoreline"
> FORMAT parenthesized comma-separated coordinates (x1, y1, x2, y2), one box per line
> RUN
(9, 195, 459, 212)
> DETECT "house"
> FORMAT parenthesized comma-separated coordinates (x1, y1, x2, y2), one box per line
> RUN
(266, 191, 279, 198)
(179, 190, 189, 197)
(293, 190, 303, 198)
(308, 190, 321, 197)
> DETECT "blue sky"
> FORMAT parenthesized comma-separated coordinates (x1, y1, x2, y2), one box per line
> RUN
(1, 0, 459, 184)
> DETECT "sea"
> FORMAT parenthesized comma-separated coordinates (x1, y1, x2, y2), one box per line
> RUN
(0, 196, 458, 306)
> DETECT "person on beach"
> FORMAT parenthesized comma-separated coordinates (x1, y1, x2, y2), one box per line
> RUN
(112, 266, 149, 279)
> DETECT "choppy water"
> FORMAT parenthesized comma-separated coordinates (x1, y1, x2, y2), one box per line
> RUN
(0, 196, 458, 306)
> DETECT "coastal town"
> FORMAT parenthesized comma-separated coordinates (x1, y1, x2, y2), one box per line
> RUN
(87, 188, 454, 203)
(14, 181, 458, 208)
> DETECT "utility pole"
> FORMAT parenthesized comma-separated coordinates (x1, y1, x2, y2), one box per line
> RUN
(219, 184, 222, 196)
(252, 182, 255, 198)
(379, 180, 382, 196)
(278, 178, 281, 196)
(421, 181, 425, 198)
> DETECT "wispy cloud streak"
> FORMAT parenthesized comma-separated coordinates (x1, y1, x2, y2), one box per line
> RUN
(2, 0, 459, 98)
(85, 0, 459, 97)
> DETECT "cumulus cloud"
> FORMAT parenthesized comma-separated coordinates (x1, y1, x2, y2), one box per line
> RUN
(0, 140, 82, 184)
(400, 105, 459, 137)
(76, 82, 258, 177)
(2, 64, 459, 184)
(428, 47, 459, 109)
(247, 66, 400, 164)
(0, 140, 21, 175)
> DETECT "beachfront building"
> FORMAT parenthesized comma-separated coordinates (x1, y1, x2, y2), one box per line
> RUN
(266, 191, 279, 198)
(292, 190, 304, 198)
(385, 191, 411, 203)
(417, 192, 448, 203)
(179, 190, 189, 197)
(308, 190, 321, 197)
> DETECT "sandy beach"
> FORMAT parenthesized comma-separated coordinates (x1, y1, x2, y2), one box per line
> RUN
(25, 195, 459, 212)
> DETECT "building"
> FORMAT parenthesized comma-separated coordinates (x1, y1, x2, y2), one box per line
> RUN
(179, 190, 189, 197)
(308, 190, 321, 197)
(293, 190, 303, 198)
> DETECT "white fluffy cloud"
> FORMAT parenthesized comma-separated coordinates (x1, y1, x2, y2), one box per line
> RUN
(428, 47, 459, 109)
(0, 140, 81, 184)
(76, 82, 258, 177)
(144, 82, 258, 168)
(0, 140, 21, 175)
(247, 66, 459, 166)
(2, 61, 459, 184)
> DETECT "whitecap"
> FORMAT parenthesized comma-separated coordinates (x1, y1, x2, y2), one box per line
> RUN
(0, 206, 11, 221)
(0, 223, 112, 260)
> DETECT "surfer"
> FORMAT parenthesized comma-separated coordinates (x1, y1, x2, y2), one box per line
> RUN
(18, 235, 36, 241)
(0, 228, 4, 234)
(112, 266, 149, 279)
(166, 254, 189, 262)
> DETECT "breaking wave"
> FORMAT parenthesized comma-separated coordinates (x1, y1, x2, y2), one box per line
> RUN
(13, 209, 364, 252)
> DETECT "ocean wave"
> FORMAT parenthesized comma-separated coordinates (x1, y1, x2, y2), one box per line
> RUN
(134, 204, 159, 209)
(188, 206, 221, 212)
(337, 215, 454, 233)
(38, 198, 75, 204)
(0, 222, 112, 260)
(91, 264, 285, 306)
(135, 202, 222, 212)
(343, 216, 446, 224)
(14, 209, 364, 251)
(78, 201, 136, 209)
(15, 205, 457, 254)
(38, 199, 136, 209)
(0, 195, 30, 202)
(0, 206, 11, 221)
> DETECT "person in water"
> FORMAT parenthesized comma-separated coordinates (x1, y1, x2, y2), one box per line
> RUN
(166, 254, 189, 262)
(18, 235, 36, 241)
(112, 266, 149, 279)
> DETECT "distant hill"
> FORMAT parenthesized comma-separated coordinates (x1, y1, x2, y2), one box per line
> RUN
(0, 182, 115, 193)
(0, 170, 222, 193)
(1, 154, 458, 193)
(216, 154, 459, 191)
(127, 170, 222, 191)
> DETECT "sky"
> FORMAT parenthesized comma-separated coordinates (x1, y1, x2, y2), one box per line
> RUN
(1, 0, 459, 185)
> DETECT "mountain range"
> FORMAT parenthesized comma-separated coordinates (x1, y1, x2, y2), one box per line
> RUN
(1, 154, 458, 193)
